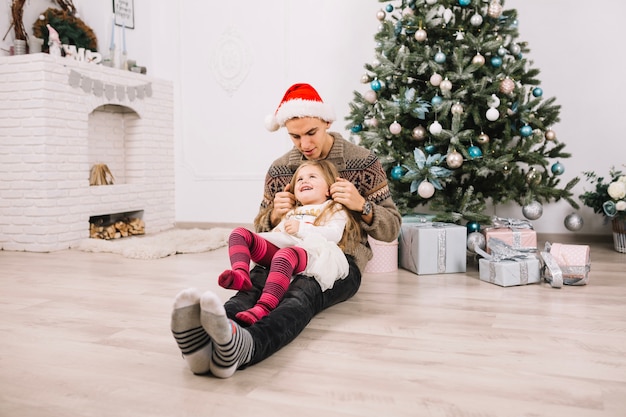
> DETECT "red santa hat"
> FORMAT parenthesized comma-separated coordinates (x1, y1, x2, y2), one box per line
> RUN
(265, 83, 336, 132)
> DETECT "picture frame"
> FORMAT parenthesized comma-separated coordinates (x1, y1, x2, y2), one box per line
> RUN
(113, 0, 135, 29)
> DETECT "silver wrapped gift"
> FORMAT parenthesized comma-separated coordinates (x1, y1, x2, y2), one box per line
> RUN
(399, 222, 467, 275)
(476, 238, 540, 287)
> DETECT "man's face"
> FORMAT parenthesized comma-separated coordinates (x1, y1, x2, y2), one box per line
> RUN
(285, 117, 333, 160)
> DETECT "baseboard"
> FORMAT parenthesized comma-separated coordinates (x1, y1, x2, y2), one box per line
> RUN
(174, 221, 253, 230)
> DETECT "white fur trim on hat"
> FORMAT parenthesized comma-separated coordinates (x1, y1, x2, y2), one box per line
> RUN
(274, 99, 335, 128)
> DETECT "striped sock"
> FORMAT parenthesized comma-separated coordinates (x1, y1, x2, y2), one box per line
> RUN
(218, 228, 278, 291)
(170, 288, 212, 374)
(199, 290, 254, 379)
(236, 247, 307, 326)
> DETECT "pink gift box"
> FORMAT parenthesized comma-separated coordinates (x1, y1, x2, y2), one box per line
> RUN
(364, 236, 398, 273)
(548, 243, 590, 279)
(482, 227, 537, 254)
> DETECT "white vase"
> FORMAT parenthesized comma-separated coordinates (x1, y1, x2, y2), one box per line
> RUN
(28, 36, 44, 54)
(612, 218, 626, 253)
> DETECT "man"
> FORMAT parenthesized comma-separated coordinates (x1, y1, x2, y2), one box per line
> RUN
(171, 83, 401, 378)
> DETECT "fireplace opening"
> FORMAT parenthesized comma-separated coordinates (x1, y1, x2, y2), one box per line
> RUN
(89, 210, 145, 240)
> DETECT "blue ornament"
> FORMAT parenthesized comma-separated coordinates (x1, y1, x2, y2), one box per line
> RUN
(431, 95, 443, 105)
(434, 52, 447, 64)
(490, 56, 503, 68)
(458, 0, 471, 6)
(520, 125, 533, 137)
(532, 87, 543, 97)
(391, 165, 404, 180)
(551, 162, 565, 175)
(468, 145, 482, 159)
(385, 4, 394, 12)
(424, 144, 437, 155)
(370, 79, 382, 91)
(466, 221, 480, 233)
(351, 124, 363, 133)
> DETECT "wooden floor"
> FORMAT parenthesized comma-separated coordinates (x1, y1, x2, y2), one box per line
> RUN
(1, 233, 625, 417)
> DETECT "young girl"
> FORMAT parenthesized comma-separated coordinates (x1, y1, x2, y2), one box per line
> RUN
(218, 160, 362, 325)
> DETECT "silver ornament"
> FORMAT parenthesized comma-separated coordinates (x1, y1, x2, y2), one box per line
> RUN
(522, 201, 543, 220)
(564, 213, 584, 232)
(470, 13, 483, 27)
(467, 232, 486, 253)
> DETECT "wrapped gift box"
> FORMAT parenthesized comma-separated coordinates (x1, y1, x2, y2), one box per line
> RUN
(364, 235, 398, 273)
(399, 222, 466, 275)
(482, 217, 537, 254)
(541, 242, 591, 287)
(479, 256, 541, 287)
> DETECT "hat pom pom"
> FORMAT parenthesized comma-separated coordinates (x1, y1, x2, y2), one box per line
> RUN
(265, 115, 280, 132)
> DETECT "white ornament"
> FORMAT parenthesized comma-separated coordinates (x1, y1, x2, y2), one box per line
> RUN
(418, 181, 436, 199)
(414, 29, 427, 42)
(470, 13, 483, 27)
(429, 121, 443, 135)
(488, 94, 500, 108)
(443, 8, 453, 23)
(486, 108, 500, 121)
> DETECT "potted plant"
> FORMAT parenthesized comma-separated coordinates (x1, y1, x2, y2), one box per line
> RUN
(580, 167, 626, 253)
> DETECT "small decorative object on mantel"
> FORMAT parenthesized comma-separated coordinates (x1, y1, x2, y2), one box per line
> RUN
(89, 163, 115, 186)
(580, 166, 626, 253)
(46, 24, 62, 57)
(32, 7, 98, 55)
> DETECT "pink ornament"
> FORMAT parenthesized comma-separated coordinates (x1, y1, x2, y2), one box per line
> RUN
(418, 181, 435, 199)
(389, 121, 402, 135)
(430, 73, 443, 86)
(364, 90, 378, 104)
(446, 151, 464, 169)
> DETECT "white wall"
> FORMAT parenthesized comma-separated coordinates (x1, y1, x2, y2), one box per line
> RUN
(1, 0, 622, 234)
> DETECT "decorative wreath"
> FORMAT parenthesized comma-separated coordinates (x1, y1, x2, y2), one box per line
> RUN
(10, 0, 97, 53)
(32, 8, 98, 53)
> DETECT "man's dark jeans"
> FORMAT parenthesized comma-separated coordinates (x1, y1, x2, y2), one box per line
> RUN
(223, 255, 361, 367)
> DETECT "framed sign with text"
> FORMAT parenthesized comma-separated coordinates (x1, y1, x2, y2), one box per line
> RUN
(113, 0, 134, 29)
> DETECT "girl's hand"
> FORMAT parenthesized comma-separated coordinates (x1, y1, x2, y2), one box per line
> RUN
(284, 219, 300, 235)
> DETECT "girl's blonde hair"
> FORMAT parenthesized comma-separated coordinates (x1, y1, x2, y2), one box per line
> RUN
(288, 160, 363, 253)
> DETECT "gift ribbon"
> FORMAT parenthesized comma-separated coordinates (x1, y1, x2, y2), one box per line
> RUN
(490, 216, 534, 230)
(477, 238, 533, 285)
(475, 238, 531, 262)
(539, 250, 563, 288)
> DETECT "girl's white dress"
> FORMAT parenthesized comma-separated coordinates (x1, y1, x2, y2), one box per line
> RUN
(258, 200, 349, 291)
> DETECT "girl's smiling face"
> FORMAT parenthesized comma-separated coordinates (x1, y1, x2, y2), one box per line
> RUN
(293, 164, 331, 206)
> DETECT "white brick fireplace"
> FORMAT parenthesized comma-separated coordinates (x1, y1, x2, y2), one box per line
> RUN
(0, 54, 175, 252)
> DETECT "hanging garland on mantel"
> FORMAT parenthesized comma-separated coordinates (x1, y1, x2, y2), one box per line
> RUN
(68, 69, 153, 102)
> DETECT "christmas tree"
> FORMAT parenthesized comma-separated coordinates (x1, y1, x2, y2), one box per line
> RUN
(346, 0, 579, 226)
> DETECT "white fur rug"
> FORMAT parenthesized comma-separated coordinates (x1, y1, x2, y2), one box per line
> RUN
(74, 227, 231, 260)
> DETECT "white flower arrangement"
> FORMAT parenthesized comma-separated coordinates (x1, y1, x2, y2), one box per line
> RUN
(580, 168, 626, 220)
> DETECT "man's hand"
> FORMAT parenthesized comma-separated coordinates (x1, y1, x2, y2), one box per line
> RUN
(330, 178, 365, 212)
(270, 183, 296, 226)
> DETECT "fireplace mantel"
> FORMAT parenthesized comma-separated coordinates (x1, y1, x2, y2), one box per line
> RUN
(0, 54, 175, 252)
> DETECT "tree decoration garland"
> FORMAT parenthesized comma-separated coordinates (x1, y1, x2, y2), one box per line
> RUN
(32, 8, 98, 53)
